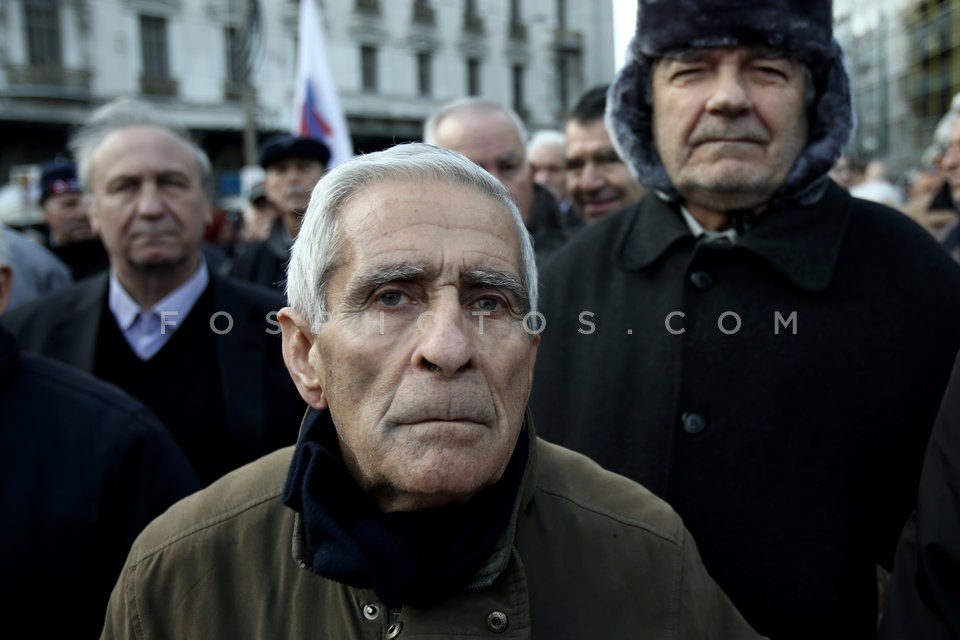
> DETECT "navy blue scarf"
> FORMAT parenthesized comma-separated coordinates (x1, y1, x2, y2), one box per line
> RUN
(282, 410, 528, 608)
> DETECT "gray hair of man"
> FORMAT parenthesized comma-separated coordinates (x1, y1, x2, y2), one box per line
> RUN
(423, 97, 529, 146)
(68, 97, 215, 200)
(286, 143, 539, 334)
(527, 129, 565, 154)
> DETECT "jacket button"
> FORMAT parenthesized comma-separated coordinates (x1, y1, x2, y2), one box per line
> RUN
(681, 412, 707, 434)
(386, 622, 403, 638)
(362, 603, 380, 620)
(486, 611, 508, 633)
(689, 270, 714, 290)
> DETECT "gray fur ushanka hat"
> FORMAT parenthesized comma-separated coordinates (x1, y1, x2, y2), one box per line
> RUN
(606, 0, 855, 208)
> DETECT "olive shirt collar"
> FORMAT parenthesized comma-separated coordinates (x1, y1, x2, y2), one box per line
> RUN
(618, 181, 853, 293)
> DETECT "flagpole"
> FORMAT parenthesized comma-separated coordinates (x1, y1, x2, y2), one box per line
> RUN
(242, 0, 261, 166)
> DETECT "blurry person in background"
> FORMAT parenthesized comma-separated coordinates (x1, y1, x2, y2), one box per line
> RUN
(228, 134, 329, 292)
(424, 97, 568, 263)
(564, 85, 646, 222)
(239, 180, 279, 244)
(0, 227, 200, 637)
(528, 129, 580, 230)
(38, 159, 110, 281)
(1, 225, 71, 311)
(3, 97, 306, 486)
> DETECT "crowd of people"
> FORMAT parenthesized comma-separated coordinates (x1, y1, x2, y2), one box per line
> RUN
(5, 0, 960, 637)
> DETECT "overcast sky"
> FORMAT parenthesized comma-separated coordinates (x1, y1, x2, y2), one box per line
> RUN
(612, 0, 637, 72)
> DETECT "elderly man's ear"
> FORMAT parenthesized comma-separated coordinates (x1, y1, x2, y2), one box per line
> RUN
(278, 307, 329, 410)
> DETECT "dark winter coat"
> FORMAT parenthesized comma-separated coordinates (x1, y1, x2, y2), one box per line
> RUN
(880, 349, 960, 640)
(228, 219, 292, 293)
(0, 323, 199, 637)
(529, 184, 960, 639)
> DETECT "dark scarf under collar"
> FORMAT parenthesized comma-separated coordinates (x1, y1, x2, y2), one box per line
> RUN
(282, 409, 529, 608)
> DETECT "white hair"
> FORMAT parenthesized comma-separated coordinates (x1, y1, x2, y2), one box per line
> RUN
(286, 143, 538, 334)
(69, 97, 214, 197)
(423, 97, 529, 145)
(527, 129, 565, 154)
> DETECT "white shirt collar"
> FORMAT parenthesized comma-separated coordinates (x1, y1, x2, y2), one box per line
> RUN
(680, 205, 739, 243)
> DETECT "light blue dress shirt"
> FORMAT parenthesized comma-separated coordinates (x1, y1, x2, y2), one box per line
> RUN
(108, 259, 210, 361)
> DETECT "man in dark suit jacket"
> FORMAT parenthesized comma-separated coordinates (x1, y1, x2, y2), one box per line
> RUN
(3, 98, 306, 485)
(0, 210, 200, 638)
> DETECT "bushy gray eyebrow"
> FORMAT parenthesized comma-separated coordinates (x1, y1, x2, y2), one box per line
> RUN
(462, 268, 529, 312)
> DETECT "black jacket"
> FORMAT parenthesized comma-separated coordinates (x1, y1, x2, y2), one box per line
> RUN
(2, 272, 306, 484)
(529, 183, 960, 639)
(880, 348, 960, 640)
(0, 323, 199, 637)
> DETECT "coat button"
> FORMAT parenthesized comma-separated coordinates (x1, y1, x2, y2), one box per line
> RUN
(362, 603, 380, 620)
(386, 622, 403, 638)
(681, 412, 707, 434)
(486, 611, 508, 633)
(690, 270, 714, 290)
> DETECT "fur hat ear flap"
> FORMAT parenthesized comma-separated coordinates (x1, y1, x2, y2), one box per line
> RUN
(606, 45, 681, 202)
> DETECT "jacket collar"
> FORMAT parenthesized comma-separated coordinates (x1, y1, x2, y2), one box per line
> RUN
(618, 181, 852, 293)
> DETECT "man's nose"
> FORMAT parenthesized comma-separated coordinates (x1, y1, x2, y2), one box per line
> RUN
(411, 297, 475, 377)
(705, 68, 751, 115)
(135, 183, 164, 217)
(577, 162, 606, 192)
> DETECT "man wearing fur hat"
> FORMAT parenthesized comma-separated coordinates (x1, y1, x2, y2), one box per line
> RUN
(528, 1, 960, 638)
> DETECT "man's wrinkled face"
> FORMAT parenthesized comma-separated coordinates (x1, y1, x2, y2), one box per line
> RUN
(651, 47, 809, 213)
(564, 119, 646, 220)
(87, 126, 211, 272)
(432, 110, 535, 225)
(43, 192, 94, 244)
(284, 178, 539, 512)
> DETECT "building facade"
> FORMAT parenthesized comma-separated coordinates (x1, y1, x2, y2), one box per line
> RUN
(0, 0, 614, 219)
(834, 0, 960, 176)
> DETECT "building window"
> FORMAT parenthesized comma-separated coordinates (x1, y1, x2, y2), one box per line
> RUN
(512, 64, 525, 115)
(464, 0, 483, 32)
(557, 0, 567, 29)
(413, 0, 435, 24)
(140, 15, 170, 80)
(417, 51, 432, 97)
(557, 54, 570, 111)
(355, 0, 380, 15)
(510, 0, 522, 24)
(361, 45, 378, 92)
(467, 57, 481, 96)
(24, 0, 62, 66)
(225, 27, 246, 87)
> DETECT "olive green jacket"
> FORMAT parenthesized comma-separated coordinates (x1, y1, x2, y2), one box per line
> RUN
(100, 431, 763, 639)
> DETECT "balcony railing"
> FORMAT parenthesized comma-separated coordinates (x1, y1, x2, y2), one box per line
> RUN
(140, 74, 179, 97)
(355, 0, 380, 15)
(463, 13, 484, 34)
(413, 3, 435, 24)
(3, 64, 91, 100)
(552, 29, 583, 52)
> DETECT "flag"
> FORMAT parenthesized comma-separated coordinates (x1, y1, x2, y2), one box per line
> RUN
(292, 0, 353, 167)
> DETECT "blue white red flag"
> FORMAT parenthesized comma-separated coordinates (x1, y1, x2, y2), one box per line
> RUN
(292, 0, 353, 166)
